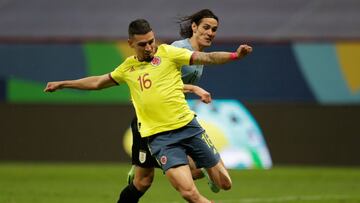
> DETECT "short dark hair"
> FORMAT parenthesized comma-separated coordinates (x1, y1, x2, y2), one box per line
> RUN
(178, 9, 219, 39)
(128, 19, 152, 38)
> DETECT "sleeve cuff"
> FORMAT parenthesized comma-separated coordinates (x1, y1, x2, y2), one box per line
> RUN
(108, 73, 119, 85)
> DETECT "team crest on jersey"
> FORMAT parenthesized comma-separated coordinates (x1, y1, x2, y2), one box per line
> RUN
(129, 66, 135, 72)
(160, 155, 167, 165)
(150, 56, 161, 66)
(139, 151, 146, 163)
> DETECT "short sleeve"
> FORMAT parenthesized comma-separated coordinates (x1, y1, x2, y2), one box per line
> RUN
(170, 40, 183, 48)
(110, 63, 126, 84)
(164, 44, 193, 67)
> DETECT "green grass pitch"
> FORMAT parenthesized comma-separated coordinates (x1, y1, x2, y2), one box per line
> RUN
(0, 163, 359, 203)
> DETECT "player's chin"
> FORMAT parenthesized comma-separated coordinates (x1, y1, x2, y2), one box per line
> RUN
(144, 56, 153, 62)
(202, 40, 212, 47)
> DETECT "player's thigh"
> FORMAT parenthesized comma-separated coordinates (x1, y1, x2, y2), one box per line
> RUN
(165, 165, 196, 192)
(133, 166, 155, 190)
(187, 156, 204, 179)
(134, 166, 155, 180)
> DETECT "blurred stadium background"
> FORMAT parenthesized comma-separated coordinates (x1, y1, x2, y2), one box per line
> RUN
(0, 0, 360, 202)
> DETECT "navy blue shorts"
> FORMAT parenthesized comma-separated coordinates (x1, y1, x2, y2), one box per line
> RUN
(148, 118, 221, 172)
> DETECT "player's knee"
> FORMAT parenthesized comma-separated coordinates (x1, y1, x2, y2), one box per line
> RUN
(134, 175, 154, 191)
(219, 177, 232, 190)
(180, 187, 200, 201)
(220, 181, 232, 190)
(190, 168, 204, 180)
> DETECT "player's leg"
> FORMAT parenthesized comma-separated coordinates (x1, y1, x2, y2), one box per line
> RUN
(133, 166, 154, 191)
(118, 171, 147, 203)
(185, 119, 232, 191)
(188, 156, 203, 179)
(119, 167, 155, 203)
(194, 133, 232, 190)
(206, 159, 232, 190)
(118, 117, 158, 203)
(147, 122, 212, 202)
(166, 165, 211, 203)
(188, 156, 220, 193)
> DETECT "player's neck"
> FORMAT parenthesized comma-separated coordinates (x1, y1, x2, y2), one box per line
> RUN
(189, 38, 204, 52)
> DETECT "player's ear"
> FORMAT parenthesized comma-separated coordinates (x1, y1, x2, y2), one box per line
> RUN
(128, 38, 134, 48)
(191, 22, 197, 33)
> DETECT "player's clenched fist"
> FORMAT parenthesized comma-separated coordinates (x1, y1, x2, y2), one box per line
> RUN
(237, 44, 252, 58)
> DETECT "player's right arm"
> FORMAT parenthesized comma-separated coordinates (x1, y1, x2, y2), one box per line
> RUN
(191, 44, 252, 65)
(44, 74, 117, 92)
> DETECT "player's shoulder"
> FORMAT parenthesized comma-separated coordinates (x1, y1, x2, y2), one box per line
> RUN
(171, 38, 191, 49)
(124, 55, 137, 62)
(156, 43, 192, 61)
(116, 55, 138, 70)
(126, 55, 142, 65)
(157, 43, 182, 54)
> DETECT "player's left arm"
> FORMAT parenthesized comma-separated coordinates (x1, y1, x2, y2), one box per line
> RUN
(183, 84, 212, 104)
(191, 44, 252, 65)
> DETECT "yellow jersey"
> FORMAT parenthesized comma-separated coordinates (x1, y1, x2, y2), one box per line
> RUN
(110, 44, 195, 137)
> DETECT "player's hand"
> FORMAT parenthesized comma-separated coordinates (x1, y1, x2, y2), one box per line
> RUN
(200, 91, 212, 104)
(44, 81, 62, 92)
(236, 44, 252, 58)
(194, 86, 212, 104)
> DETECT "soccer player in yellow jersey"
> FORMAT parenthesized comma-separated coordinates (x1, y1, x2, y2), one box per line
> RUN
(44, 19, 252, 203)
(122, 9, 222, 203)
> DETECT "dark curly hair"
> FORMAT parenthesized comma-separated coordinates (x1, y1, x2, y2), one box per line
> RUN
(178, 9, 219, 39)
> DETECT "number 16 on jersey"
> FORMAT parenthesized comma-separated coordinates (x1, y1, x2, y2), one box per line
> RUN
(137, 73, 152, 91)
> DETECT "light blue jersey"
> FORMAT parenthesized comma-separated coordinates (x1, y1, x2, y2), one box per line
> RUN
(171, 39, 204, 85)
